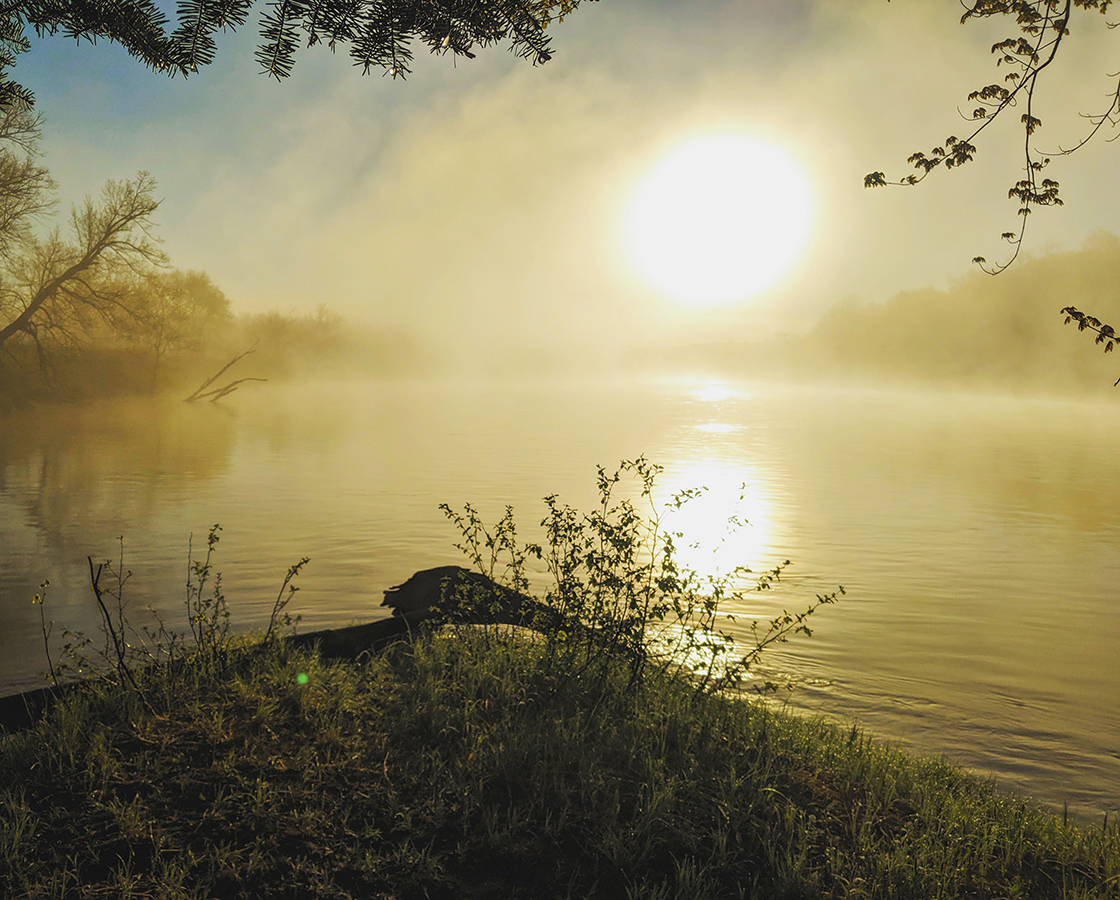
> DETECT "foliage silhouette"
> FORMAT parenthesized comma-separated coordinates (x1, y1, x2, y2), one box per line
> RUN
(0, 0, 592, 109)
(0, 120, 165, 403)
(437, 457, 844, 698)
(866, 1, 1118, 272)
(1061, 304, 1120, 384)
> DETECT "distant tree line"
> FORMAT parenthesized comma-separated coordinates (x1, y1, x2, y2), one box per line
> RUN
(787, 232, 1120, 392)
(0, 109, 418, 410)
(640, 232, 1120, 394)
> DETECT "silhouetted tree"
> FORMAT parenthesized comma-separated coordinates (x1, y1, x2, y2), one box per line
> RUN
(0, 0, 590, 110)
(0, 108, 50, 255)
(865, 1, 1116, 273)
(0, 172, 163, 383)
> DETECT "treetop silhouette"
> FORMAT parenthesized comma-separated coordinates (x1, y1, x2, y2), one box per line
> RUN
(0, 0, 590, 109)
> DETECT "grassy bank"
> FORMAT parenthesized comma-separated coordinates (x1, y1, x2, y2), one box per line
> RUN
(2, 628, 1117, 900)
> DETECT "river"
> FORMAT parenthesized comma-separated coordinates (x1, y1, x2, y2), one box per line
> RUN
(1, 376, 1117, 822)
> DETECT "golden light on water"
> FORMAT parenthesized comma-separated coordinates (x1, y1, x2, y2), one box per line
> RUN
(658, 457, 773, 582)
(694, 423, 741, 435)
(622, 134, 812, 307)
(693, 381, 737, 403)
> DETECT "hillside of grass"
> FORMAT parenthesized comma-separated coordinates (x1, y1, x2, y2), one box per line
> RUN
(2, 629, 1118, 900)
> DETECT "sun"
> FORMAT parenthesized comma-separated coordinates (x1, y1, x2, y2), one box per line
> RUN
(622, 134, 812, 307)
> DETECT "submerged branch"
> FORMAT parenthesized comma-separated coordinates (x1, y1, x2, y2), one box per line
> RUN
(183, 345, 266, 402)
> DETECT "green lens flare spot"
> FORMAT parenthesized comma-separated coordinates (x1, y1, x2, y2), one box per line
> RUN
(297, 672, 309, 685)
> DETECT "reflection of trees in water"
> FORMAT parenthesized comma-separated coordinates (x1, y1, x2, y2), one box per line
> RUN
(232, 381, 362, 456)
(0, 396, 237, 548)
(0, 396, 241, 692)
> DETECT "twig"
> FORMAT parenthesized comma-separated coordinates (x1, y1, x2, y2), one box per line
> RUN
(33, 581, 57, 689)
(1060, 306, 1120, 384)
(197, 377, 268, 402)
(88, 557, 157, 716)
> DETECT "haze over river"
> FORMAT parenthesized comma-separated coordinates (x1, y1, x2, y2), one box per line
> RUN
(1, 378, 1117, 822)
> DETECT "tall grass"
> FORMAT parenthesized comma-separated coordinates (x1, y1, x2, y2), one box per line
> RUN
(2, 628, 1117, 898)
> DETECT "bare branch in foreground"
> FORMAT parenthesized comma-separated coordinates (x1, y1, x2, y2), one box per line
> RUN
(183, 345, 266, 402)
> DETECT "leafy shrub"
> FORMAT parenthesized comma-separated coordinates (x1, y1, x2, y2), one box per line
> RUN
(438, 457, 843, 697)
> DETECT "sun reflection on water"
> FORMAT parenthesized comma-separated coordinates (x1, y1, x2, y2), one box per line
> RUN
(694, 423, 741, 434)
(658, 457, 773, 583)
(691, 380, 739, 404)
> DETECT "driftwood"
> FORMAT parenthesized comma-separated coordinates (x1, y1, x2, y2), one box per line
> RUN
(381, 565, 568, 633)
(183, 346, 267, 403)
(382, 566, 523, 616)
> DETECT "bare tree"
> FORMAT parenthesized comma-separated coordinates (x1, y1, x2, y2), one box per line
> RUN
(130, 269, 232, 389)
(0, 173, 164, 378)
(0, 108, 51, 258)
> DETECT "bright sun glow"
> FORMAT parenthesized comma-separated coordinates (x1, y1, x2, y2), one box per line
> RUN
(623, 135, 812, 307)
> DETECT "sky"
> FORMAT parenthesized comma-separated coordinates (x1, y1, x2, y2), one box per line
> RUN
(14, 0, 1120, 370)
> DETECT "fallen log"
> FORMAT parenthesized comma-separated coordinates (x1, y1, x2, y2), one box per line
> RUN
(382, 565, 571, 635)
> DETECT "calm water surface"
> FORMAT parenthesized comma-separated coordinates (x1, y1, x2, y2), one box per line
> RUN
(1, 377, 1117, 821)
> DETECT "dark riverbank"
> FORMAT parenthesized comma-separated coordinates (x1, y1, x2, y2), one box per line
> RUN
(2, 628, 1117, 899)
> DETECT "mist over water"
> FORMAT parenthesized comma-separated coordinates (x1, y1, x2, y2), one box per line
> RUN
(637, 231, 1120, 395)
(1, 376, 1117, 822)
